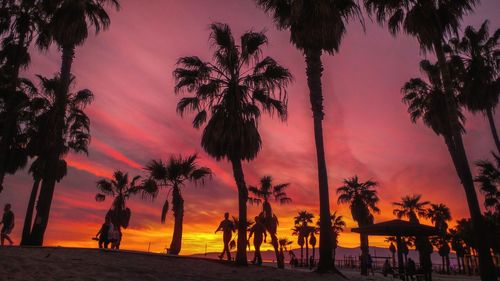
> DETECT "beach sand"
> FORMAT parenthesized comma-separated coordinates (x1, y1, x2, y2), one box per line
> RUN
(0, 247, 482, 281)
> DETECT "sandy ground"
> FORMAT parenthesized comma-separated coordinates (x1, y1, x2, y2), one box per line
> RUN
(0, 247, 483, 281)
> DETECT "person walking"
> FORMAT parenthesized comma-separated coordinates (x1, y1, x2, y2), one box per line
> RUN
(215, 212, 235, 261)
(0, 204, 14, 246)
(248, 216, 266, 265)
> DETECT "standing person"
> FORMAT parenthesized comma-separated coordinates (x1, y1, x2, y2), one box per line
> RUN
(248, 216, 266, 265)
(95, 216, 111, 249)
(0, 204, 14, 246)
(407, 257, 417, 281)
(215, 212, 235, 261)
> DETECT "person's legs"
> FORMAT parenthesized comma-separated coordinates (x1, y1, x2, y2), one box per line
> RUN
(5, 234, 13, 245)
(255, 246, 262, 265)
(1, 233, 4, 246)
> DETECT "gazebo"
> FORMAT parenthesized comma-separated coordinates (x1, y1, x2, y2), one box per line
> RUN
(351, 219, 440, 280)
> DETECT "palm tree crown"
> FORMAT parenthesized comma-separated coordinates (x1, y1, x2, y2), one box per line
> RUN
(426, 203, 452, 234)
(174, 22, 292, 162)
(393, 194, 430, 223)
(337, 176, 380, 224)
(248, 175, 291, 205)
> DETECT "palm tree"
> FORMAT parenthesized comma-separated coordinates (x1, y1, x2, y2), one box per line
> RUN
(294, 211, 314, 267)
(173, 23, 291, 265)
(143, 154, 212, 255)
(292, 225, 305, 266)
(309, 226, 318, 266)
(449, 228, 467, 273)
(21, 75, 92, 245)
(329, 212, 345, 262)
(95, 170, 154, 245)
(337, 176, 379, 275)
(449, 21, 500, 152)
(28, 0, 119, 246)
(475, 154, 500, 213)
(255, 0, 363, 271)
(248, 175, 291, 268)
(364, 0, 497, 278)
(392, 194, 430, 224)
(427, 203, 452, 273)
(0, 0, 53, 192)
(278, 237, 293, 264)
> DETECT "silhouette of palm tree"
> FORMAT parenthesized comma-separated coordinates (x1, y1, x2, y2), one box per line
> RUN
(173, 23, 291, 265)
(0, 0, 53, 192)
(291, 225, 305, 266)
(248, 175, 291, 268)
(364, 0, 497, 277)
(96, 170, 155, 246)
(255, 0, 363, 271)
(327, 212, 345, 262)
(21, 75, 92, 245)
(29, 0, 119, 246)
(427, 203, 452, 273)
(474, 154, 500, 213)
(392, 194, 430, 224)
(449, 21, 500, 152)
(143, 154, 212, 255)
(293, 211, 314, 267)
(337, 175, 379, 275)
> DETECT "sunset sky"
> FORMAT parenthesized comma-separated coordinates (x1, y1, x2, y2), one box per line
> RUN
(2, 0, 500, 255)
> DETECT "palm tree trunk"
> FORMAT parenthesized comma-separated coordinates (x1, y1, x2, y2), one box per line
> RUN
(168, 186, 184, 255)
(230, 157, 248, 265)
(486, 109, 500, 153)
(21, 178, 41, 245)
(300, 245, 304, 266)
(305, 236, 309, 267)
(434, 41, 497, 281)
(305, 48, 333, 272)
(360, 233, 369, 275)
(270, 233, 284, 268)
(29, 45, 75, 246)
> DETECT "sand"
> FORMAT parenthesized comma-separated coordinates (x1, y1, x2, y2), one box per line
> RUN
(0, 247, 482, 281)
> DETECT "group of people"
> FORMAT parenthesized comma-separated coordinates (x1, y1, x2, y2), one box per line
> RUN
(95, 215, 122, 250)
(382, 257, 418, 280)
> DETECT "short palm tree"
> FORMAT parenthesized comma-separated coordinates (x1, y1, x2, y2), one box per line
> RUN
(248, 175, 291, 268)
(329, 212, 345, 261)
(256, 0, 363, 271)
(475, 154, 500, 213)
(392, 194, 430, 224)
(21, 75, 92, 245)
(173, 23, 291, 265)
(337, 176, 379, 275)
(291, 225, 306, 266)
(278, 237, 293, 263)
(294, 211, 314, 267)
(427, 203, 452, 273)
(449, 21, 500, 152)
(143, 154, 212, 255)
(364, 0, 497, 277)
(96, 170, 153, 243)
(29, 0, 119, 246)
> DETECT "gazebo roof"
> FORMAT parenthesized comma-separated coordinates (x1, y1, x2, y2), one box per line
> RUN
(351, 219, 440, 237)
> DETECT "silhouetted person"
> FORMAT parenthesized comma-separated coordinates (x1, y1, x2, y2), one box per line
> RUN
(215, 212, 234, 261)
(248, 216, 266, 265)
(382, 258, 394, 277)
(96, 216, 111, 249)
(407, 257, 417, 281)
(1, 204, 14, 246)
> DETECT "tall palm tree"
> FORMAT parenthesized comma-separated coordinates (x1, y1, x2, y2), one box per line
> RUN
(22, 75, 92, 245)
(248, 175, 291, 268)
(95, 170, 155, 245)
(337, 176, 379, 275)
(392, 194, 430, 224)
(294, 211, 314, 267)
(173, 23, 291, 265)
(475, 154, 500, 213)
(29, 0, 119, 246)
(0, 0, 52, 192)
(427, 203, 452, 273)
(449, 21, 500, 152)
(143, 154, 212, 255)
(364, 0, 497, 278)
(256, 0, 363, 271)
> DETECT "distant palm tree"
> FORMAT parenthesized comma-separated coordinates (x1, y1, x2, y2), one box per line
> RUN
(21, 75, 92, 245)
(309, 226, 318, 266)
(96, 170, 154, 246)
(248, 175, 290, 268)
(449, 21, 500, 152)
(29, 0, 119, 246)
(143, 154, 212, 255)
(337, 176, 379, 275)
(256, 0, 363, 271)
(291, 225, 305, 266)
(173, 23, 291, 265)
(427, 203, 452, 273)
(0, 0, 53, 192)
(294, 211, 314, 267)
(474, 154, 500, 213)
(329, 212, 346, 262)
(278, 237, 293, 264)
(449, 228, 467, 274)
(393, 194, 430, 224)
(364, 0, 497, 277)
